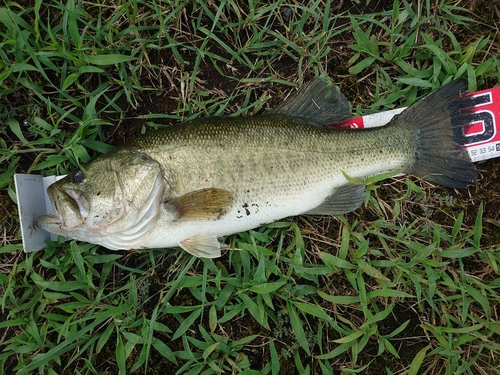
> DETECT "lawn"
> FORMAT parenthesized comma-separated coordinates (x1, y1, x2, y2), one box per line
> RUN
(1, 0, 500, 374)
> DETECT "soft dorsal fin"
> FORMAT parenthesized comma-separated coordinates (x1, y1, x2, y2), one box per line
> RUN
(165, 188, 234, 221)
(305, 183, 366, 215)
(268, 77, 352, 125)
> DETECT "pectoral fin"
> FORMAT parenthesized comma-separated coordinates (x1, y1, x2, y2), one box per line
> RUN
(165, 188, 234, 221)
(180, 233, 221, 258)
(305, 183, 365, 215)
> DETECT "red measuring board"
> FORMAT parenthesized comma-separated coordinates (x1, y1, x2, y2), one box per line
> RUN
(331, 86, 500, 162)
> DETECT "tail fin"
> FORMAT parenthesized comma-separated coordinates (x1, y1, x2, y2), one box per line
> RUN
(396, 80, 477, 188)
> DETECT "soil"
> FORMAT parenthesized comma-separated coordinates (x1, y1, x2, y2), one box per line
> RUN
(1, 0, 499, 374)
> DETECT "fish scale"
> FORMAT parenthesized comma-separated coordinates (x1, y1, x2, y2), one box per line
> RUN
(136, 115, 409, 186)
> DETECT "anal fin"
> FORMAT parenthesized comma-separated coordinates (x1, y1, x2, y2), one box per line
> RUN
(305, 183, 365, 215)
(179, 233, 222, 258)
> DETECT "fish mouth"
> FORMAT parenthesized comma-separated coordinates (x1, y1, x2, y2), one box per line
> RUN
(37, 185, 88, 233)
(36, 212, 65, 231)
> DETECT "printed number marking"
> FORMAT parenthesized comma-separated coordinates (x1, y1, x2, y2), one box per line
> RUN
(450, 91, 496, 146)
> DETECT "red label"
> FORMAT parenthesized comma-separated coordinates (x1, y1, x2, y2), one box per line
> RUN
(332, 117, 365, 129)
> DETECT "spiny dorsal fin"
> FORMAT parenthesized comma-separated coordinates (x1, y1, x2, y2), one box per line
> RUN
(165, 188, 234, 221)
(269, 76, 352, 126)
(180, 233, 221, 258)
(305, 183, 366, 215)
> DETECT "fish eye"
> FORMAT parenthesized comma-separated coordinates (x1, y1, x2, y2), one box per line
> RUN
(73, 169, 85, 183)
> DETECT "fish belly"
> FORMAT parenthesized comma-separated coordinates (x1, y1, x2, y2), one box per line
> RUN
(142, 174, 340, 249)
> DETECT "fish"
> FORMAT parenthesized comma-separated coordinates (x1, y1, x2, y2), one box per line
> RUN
(36, 77, 477, 258)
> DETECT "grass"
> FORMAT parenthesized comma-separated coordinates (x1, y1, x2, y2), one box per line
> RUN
(1, 0, 500, 374)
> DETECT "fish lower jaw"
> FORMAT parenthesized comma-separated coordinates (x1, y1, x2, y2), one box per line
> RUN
(36, 213, 64, 233)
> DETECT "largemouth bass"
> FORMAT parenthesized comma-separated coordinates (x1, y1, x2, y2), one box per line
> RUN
(36, 78, 476, 258)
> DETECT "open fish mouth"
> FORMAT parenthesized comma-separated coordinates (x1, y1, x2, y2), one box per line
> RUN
(37, 185, 87, 232)
(36, 212, 66, 234)
(36, 212, 62, 225)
